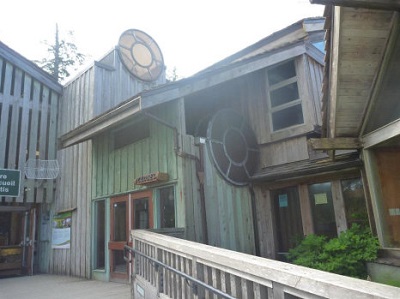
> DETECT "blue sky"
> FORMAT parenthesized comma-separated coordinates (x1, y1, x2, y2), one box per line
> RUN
(0, 0, 324, 78)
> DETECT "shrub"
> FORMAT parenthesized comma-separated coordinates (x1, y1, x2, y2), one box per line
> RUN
(287, 224, 380, 279)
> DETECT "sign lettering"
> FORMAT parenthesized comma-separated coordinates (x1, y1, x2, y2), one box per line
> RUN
(0, 169, 21, 197)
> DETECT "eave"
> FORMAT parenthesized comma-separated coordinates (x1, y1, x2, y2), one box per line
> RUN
(0, 41, 62, 94)
(60, 95, 141, 148)
(319, 5, 395, 138)
(310, 0, 400, 10)
(251, 153, 362, 183)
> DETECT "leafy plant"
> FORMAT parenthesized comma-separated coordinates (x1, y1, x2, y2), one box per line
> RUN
(287, 224, 379, 279)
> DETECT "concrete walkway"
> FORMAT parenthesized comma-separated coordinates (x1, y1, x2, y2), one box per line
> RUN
(0, 274, 131, 299)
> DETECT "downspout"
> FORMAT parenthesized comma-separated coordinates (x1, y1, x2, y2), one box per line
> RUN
(142, 111, 209, 244)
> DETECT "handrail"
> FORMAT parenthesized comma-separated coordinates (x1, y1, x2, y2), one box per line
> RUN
(124, 244, 235, 299)
(130, 230, 400, 299)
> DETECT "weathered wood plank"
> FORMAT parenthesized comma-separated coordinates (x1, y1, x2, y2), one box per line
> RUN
(0, 62, 13, 168)
(36, 87, 50, 203)
(310, 0, 400, 10)
(26, 80, 41, 203)
(298, 184, 314, 235)
(309, 137, 362, 150)
(332, 180, 348, 234)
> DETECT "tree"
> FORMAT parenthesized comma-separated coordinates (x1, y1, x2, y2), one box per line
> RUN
(35, 24, 86, 82)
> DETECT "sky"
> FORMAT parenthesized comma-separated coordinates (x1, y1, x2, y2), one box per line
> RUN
(0, 0, 324, 79)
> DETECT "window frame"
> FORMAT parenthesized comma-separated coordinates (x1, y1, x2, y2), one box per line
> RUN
(266, 59, 304, 132)
(154, 185, 176, 229)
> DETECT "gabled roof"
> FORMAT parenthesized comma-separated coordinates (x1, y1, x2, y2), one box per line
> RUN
(0, 41, 62, 93)
(60, 17, 325, 148)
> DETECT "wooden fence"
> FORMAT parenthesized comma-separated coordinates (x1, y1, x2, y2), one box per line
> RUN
(130, 230, 399, 299)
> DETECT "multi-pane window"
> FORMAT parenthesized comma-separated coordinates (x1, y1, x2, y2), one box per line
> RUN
(267, 60, 304, 131)
(157, 186, 175, 228)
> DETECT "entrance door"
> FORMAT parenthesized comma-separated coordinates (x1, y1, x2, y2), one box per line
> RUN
(272, 187, 303, 260)
(109, 191, 152, 282)
(375, 148, 400, 247)
(0, 206, 35, 277)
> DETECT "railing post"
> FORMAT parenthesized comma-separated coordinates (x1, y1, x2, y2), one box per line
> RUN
(155, 247, 163, 296)
(272, 282, 285, 299)
(191, 257, 200, 299)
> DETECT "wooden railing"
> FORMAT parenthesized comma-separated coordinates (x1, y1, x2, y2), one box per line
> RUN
(129, 230, 399, 299)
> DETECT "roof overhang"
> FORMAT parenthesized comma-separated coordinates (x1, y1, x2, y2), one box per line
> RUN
(59, 18, 326, 149)
(317, 3, 396, 139)
(0, 42, 62, 94)
(251, 153, 362, 183)
(310, 0, 400, 10)
(60, 95, 141, 148)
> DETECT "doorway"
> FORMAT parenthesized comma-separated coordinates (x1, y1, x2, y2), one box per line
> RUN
(108, 191, 153, 282)
(0, 206, 36, 277)
(375, 148, 400, 247)
(272, 187, 303, 260)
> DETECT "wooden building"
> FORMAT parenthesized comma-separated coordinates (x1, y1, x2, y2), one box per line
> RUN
(310, 0, 400, 285)
(0, 14, 375, 283)
(0, 42, 62, 276)
(55, 17, 373, 283)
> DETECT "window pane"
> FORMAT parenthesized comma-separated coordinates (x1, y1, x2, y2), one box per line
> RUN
(270, 82, 299, 108)
(133, 198, 149, 229)
(272, 104, 304, 131)
(94, 200, 105, 269)
(341, 178, 369, 228)
(268, 60, 296, 85)
(309, 182, 337, 238)
(113, 201, 126, 241)
(159, 187, 175, 228)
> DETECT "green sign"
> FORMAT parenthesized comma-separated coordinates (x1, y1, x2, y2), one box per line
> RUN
(0, 169, 21, 197)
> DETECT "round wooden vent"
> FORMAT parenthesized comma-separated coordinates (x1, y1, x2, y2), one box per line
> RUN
(206, 109, 259, 186)
(118, 29, 164, 82)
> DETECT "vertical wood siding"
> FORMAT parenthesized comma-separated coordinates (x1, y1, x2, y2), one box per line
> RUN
(0, 57, 60, 204)
(53, 48, 165, 278)
(203, 147, 256, 255)
(92, 103, 178, 199)
(60, 49, 166, 136)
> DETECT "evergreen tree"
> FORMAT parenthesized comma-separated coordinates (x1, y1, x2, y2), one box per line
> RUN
(36, 24, 85, 82)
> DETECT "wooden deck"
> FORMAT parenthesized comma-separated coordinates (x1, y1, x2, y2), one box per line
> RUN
(0, 274, 131, 299)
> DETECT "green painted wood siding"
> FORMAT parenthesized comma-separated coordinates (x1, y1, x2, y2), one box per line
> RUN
(92, 104, 178, 199)
(203, 147, 256, 255)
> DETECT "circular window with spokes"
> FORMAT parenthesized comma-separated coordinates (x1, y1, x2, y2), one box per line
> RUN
(206, 109, 259, 186)
(118, 29, 164, 82)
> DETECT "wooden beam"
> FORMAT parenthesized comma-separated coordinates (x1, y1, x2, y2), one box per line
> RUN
(310, 0, 400, 10)
(309, 137, 362, 149)
(363, 118, 400, 148)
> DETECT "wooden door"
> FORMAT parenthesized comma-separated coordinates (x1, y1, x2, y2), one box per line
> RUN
(109, 191, 153, 282)
(375, 148, 400, 247)
(109, 195, 129, 282)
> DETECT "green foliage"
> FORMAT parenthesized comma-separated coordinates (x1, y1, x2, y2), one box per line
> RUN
(287, 224, 380, 279)
(35, 24, 85, 82)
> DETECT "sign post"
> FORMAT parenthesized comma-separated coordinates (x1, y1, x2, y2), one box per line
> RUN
(0, 169, 21, 197)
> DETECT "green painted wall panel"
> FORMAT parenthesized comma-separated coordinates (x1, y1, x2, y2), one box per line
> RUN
(92, 103, 179, 199)
(203, 146, 256, 255)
